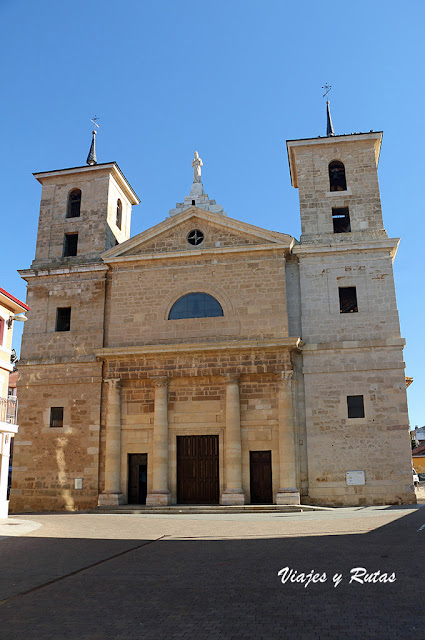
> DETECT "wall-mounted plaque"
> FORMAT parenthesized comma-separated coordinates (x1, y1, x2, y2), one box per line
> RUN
(346, 471, 365, 486)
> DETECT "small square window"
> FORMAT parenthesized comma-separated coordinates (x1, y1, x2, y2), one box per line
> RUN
(332, 208, 351, 233)
(56, 307, 71, 332)
(347, 395, 365, 419)
(50, 407, 64, 428)
(63, 233, 78, 257)
(339, 287, 358, 313)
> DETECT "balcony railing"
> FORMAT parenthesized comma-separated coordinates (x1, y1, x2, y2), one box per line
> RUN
(0, 396, 18, 425)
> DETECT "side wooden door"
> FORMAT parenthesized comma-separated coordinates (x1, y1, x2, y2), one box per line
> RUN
(249, 450, 272, 504)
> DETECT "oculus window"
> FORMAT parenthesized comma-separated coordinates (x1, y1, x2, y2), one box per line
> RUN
(187, 229, 204, 246)
(169, 292, 223, 320)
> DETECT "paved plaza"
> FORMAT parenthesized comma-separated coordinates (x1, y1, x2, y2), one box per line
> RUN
(0, 505, 424, 639)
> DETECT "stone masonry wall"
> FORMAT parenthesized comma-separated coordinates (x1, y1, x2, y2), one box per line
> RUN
(10, 361, 103, 512)
(33, 169, 134, 268)
(99, 349, 293, 505)
(104, 249, 289, 347)
(297, 251, 401, 344)
(294, 138, 386, 243)
(20, 269, 107, 361)
(303, 345, 414, 506)
(126, 216, 279, 254)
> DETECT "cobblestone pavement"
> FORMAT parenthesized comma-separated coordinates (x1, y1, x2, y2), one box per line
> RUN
(0, 506, 424, 639)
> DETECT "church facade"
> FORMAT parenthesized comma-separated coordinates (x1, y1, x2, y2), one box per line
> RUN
(10, 126, 416, 511)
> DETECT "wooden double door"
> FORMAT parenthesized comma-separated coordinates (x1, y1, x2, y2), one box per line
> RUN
(128, 454, 148, 505)
(250, 450, 273, 504)
(177, 435, 219, 504)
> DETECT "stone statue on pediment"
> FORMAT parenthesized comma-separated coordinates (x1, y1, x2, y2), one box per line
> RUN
(192, 151, 203, 183)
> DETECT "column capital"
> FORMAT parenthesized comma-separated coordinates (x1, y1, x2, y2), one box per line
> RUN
(223, 373, 240, 384)
(149, 375, 169, 388)
(103, 378, 122, 388)
(275, 369, 294, 383)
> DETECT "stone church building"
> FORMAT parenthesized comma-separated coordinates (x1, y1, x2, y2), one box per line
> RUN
(10, 115, 416, 511)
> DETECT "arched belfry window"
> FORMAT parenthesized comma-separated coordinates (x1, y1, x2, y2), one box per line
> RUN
(168, 293, 224, 320)
(116, 199, 122, 230)
(66, 189, 81, 218)
(329, 161, 347, 192)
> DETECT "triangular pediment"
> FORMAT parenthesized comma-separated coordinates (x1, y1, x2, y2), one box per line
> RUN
(102, 207, 293, 261)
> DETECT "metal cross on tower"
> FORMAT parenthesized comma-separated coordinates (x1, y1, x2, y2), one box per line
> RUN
(322, 84, 332, 100)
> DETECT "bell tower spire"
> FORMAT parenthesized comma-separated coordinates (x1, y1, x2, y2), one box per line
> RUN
(322, 84, 335, 137)
(86, 115, 99, 165)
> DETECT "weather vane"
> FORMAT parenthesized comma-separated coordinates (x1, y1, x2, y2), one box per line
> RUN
(322, 84, 332, 101)
(91, 115, 100, 129)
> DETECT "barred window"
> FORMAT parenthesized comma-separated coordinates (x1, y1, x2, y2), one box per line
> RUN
(339, 287, 358, 313)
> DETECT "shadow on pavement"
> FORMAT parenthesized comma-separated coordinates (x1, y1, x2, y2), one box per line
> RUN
(0, 508, 424, 640)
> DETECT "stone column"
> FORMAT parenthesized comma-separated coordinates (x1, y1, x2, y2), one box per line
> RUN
(146, 376, 171, 506)
(98, 378, 123, 506)
(275, 370, 300, 505)
(222, 374, 245, 505)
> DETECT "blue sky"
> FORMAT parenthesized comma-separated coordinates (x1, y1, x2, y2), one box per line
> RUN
(1, 0, 424, 428)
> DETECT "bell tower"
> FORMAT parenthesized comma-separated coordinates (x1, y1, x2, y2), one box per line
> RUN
(286, 100, 415, 506)
(32, 161, 139, 269)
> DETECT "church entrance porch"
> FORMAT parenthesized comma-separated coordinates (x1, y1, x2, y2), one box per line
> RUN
(249, 450, 273, 504)
(177, 435, 219, 505)
(128, 454, 148, 505)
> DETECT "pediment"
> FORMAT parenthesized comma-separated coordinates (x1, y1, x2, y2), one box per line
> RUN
(102, 207, 293, 261)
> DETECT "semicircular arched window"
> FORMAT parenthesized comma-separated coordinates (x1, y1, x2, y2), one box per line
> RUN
(328, 160, 347, 192)
(116, 199, 122, 230)
(66, 189, 81, 218)
(168, 293, 224, 320)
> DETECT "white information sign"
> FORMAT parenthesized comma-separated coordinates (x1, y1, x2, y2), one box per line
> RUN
(74, 478, 83, 490)
(346, 470, 365, 486)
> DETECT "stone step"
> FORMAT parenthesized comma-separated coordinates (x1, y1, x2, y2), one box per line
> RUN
(91, 504, 333, 515)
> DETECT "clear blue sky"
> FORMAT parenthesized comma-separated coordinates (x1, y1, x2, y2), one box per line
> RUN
(1, 1, 424, 428)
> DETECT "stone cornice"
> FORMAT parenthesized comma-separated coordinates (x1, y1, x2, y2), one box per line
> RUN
(94, 337, 301, 359)
(33, 162, 140, 204)
(292, 237, 399, 259)
(18, 263, 109, 280)
(287, 132, 383, 188)
(104, 242, 292, 265)
(302, 337, 406, 352)
(102, 207, 293, 260)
